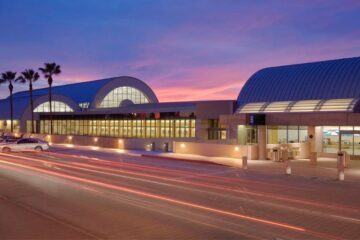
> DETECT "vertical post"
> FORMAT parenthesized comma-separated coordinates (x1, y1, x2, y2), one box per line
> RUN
(258, 125, 266, 160)
(285, 159, 291, 175)
(337, 151, 345, 181)
(242, 156, 248, 170)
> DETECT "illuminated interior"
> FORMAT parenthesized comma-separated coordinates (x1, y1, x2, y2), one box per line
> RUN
(39, 119, 196, 138)
(34, 101, 74, 112)
(238, 98, 358, 113)
(99, 86, 149, 108)
(263, 101, 292, 112)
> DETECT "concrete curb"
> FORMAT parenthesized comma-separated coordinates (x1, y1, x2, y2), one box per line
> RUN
(141, 154, 226, 166)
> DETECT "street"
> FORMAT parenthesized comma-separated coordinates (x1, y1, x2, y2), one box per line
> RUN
(0, 146, 359, 240)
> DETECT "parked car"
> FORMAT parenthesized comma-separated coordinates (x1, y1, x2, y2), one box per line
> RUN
(1, 138, 50, 153)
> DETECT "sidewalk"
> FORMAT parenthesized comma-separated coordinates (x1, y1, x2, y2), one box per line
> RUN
(52, 144, 360, 182)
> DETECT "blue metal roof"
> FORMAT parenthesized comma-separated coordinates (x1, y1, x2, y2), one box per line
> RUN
(237, 57, 360, 107)
(11, 77, 115, 103)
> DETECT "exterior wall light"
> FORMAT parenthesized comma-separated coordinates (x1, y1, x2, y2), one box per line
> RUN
(180, 143, 185, 148)
(94, 137, 98, 142)
(118, 139, 123, 144)
(68, 136, 73, 140)
(234, 146, 239, 151)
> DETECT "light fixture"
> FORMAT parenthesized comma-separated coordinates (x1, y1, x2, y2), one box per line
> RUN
(234, 146, 239, 151)
(94, 137, 98, 142)
(180, 143, 185, 148)
(68, 136, 72, 140)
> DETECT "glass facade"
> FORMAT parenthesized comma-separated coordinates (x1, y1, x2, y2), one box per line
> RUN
(208, 119, 227, 140)
(237, 125, 258, 144)
(99, 86, 149, 108)
(322, 126, 360, 155)
(39, 119, 196, 138)
(0, 120, 20, 133)
(34, 101, 73, 112)
(267, 126, 308, 144)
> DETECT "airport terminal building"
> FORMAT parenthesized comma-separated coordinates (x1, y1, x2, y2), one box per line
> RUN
(1, 56, 360, 159)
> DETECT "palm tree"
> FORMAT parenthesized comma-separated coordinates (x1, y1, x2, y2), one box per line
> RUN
(16, 69, 40, 133)
(39, 63, 61, 134)
(0, 71, 17, 133)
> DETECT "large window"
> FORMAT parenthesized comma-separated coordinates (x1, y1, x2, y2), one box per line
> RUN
(237, 125, 257, 144)
(40, 118, 196, 139)
(267, 126, 308, 144)
(99, 86, 149, 108)
(34, 101, 73, 112)
(323, 126, 360, 155)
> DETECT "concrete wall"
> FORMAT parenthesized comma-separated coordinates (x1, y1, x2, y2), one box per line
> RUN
(173, 141, 258, 160)
(29, 134, 189, 152)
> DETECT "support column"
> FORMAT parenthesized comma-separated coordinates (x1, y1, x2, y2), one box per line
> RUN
(308, 126, 316, 152)
(258, 125, 266, 160)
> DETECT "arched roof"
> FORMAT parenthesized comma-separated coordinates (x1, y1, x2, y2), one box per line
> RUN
(11, 76, 158, 105)
(237, 57, 360, 107)
(0, 76, 158, 119)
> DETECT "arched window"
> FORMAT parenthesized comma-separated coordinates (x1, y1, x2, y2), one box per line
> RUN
(99, 86, 149, 108)
(34, 101, 74, 112)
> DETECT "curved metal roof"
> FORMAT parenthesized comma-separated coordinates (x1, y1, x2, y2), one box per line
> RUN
(237, 57, 360, 107)
(0, 76, 158, 120)
(11, 76, 122, 103)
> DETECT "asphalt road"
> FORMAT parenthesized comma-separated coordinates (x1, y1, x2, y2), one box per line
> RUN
(0, 146, 359, 240)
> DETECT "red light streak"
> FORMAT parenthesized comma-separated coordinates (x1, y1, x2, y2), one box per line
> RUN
(42, 151, 307, 191)
(3, 152, 358, 214)
(0, 156, 348, 240)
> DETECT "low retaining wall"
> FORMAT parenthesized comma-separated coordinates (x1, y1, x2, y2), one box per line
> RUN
(29, 134, 191, 152)
(27, 134, 258, 160)
(173, 141, 258, 160)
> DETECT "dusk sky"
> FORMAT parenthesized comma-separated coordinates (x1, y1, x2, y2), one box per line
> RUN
(0, 0, 360, 101)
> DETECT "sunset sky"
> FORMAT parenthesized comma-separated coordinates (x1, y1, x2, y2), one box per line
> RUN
(0, 0, 360, 101)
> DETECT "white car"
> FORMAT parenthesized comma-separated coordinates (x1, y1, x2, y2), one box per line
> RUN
(1, 138, 50, 153)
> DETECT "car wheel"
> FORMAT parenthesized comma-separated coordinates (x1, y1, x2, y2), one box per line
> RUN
(34, 146, 43, 152)
(2, 147, 11, 153)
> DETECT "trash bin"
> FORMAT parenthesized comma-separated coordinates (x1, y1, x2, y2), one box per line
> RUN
(163, 142, 169, 152)
(272, 147, 280, 162)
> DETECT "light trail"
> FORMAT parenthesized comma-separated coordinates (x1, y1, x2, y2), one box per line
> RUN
(41, 151, 313, 191)
(36, 152, 360, 213)
(4, 152, 358, 214)
(0, 157, 347, 240)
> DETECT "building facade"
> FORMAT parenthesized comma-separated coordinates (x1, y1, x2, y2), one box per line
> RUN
(1, 57, 360, 158)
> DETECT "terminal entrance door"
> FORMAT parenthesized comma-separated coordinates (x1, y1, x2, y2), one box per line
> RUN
(339, 130, 360, 158)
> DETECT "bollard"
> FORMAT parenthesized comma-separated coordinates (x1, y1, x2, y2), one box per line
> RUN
(285, 159, 291, 175)
(242, 156, 248, 170)
(337, 151, 345, 181)
(310, 152, 317, 165)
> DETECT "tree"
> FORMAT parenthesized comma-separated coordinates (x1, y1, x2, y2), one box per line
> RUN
(16, 69, 40, 133)
(0, 71, 17, 133)
(39, 63, 61, 134)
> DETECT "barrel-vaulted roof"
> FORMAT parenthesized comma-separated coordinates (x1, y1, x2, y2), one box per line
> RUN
(237, 57, 360, 107)
(0, 76, 158, 120)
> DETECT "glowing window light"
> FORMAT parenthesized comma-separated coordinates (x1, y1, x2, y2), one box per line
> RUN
(99, 86, 149, 108)
(319, 98, 356, 112)
(289, 100, 321, 112)
(238, 102, 267, 113)
(34, 101, 73, 112)
(263, 101, 292, 113)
